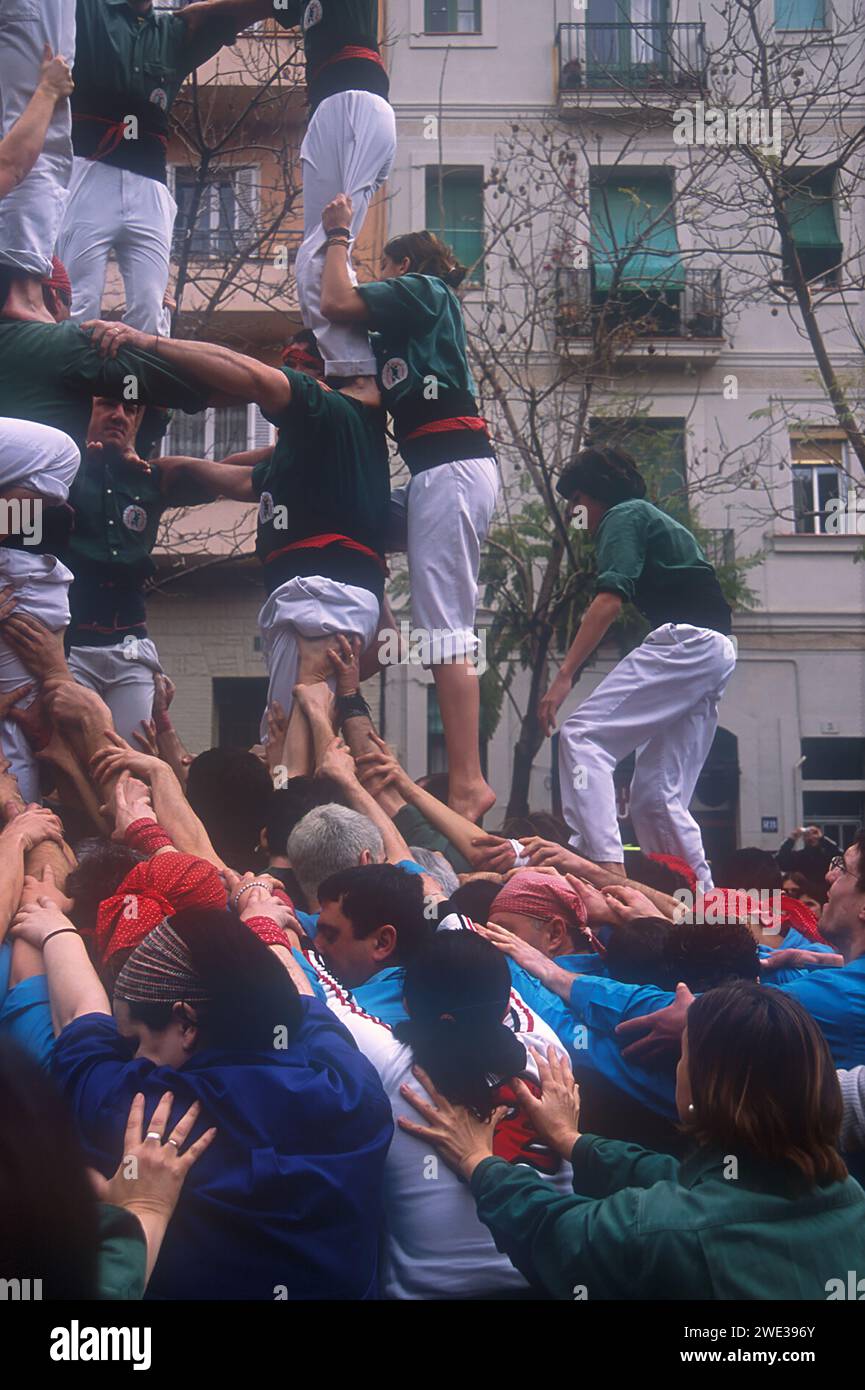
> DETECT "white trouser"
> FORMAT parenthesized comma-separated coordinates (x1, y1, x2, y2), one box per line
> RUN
(68, 637, 162, 744)
(558, 623, 737, 889)
(296, 90, 396, 377)
(0, 0, 76, 276)
(258, 575, 381, 734)
(56, 160, 177, 332)
(392, 458, 499, 664)
(0, 549, 74, 804)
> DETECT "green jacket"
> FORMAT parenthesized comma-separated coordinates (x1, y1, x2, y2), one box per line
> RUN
(471, 1136, 865, 1300)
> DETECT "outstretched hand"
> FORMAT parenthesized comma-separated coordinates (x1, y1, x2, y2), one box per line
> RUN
(397, 1064, 507, 1181)
(615, 981, 694, 1064)
(512, 1046, 582, 1159)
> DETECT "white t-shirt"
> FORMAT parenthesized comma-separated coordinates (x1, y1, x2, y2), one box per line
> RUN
(309, 949, 575, 1300)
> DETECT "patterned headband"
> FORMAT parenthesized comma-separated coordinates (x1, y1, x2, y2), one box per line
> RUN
(113, 921, 210, 1005)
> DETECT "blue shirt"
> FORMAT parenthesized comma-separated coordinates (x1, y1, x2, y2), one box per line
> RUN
(52, 1004, 393, 1301)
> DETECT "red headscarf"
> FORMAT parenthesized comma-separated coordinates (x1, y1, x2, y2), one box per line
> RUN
(490, 870, 588, 927)
(645, 851, 697, 895)
(700, 887, 827, 944)
(43, 255, 72, 304)
(95, 852, 228, 965)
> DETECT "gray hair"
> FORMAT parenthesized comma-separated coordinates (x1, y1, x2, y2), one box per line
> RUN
(287, 803, 384, 904)
(408, 846, 460, 898)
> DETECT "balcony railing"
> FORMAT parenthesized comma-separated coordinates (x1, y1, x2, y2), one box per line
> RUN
(555, 265, 723, 340)
(557, 22, 706, 92)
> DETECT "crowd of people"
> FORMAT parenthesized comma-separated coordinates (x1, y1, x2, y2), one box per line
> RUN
(0, 1, 863, 1304)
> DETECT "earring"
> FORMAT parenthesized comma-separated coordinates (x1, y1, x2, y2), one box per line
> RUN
(688, 1103, 696, 1114)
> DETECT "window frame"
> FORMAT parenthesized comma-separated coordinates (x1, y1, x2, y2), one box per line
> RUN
(424, 0, 482, 35)
(424, 163, 486, 286)
(165, 404, 270, 459)
(170, 165, 259, 261)
(790, 435, 848, 535)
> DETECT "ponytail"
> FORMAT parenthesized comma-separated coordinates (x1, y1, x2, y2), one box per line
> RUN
(383, 230, 468, 288)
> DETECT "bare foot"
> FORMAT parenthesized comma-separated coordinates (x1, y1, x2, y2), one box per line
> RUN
(449, 780, 496, 825)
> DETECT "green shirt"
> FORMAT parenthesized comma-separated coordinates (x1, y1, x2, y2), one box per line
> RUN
(275, 1, 388, 109)
(75, 0, 237, 110)
(594, 498, 732, 635)
(355, 274, 492, 473)
(0, 320, 207, 456)
(253, 368, 390, 597)
(471, 1138, 865, 1300)
(72, 0, 240, 176)
(97, 1203, 147, 1300)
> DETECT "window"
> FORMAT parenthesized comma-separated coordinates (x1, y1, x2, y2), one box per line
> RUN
(425, 165, 485, 285)
(775, 0, 827, 31)
(783, 170, 842, 285)
(172, 167, 257, 259)
(425, 0, 481, 34)
(588, 416, 688, 513)
(791, 436, 846, 534)
(589, 172, 683, 294)
(800, 739, 865, 781)
(165, 404, 273, 459)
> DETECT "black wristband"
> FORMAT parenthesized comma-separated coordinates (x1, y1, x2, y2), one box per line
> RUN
(42, 927, 79, 949)
(336, 691, 371, 723)
(324, 224, 352, 239)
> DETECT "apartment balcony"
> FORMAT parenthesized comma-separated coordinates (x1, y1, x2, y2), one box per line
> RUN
(557, 22, 706, 111)
(555, 264, 723, 362)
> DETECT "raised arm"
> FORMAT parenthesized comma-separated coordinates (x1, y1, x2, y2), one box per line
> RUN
(320, 196, 374, 324)
(180, 0, 277, 42)
(538, 592, 623, 737)
(0, 47, 74, 200)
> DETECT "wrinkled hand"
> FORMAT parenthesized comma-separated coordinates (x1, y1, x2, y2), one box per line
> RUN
(43, 676, 112, 730)
(19, 862, 73, 913)
(537, 671, 571, 737)
(327, 634, 362, 697)
(91, 1092, 216, 1227)
(0, 593, 68, 678)
(397, 1065, 507, 1181)
(112, 769, 155, 840)
(83, 319, 157, 359)
(317, 734, 358, 786)
(10, 897, 74, 948)
(600, 882, 663, 924)
(2, 803, 64, 851)
(513, 1046, 582, 1159)
(38, 44, 74, 102)
(470, 833, 516, 874)
(615, 981, 694, 1064)
(91, 730, 163, 787)
(321, 193, 354, 233)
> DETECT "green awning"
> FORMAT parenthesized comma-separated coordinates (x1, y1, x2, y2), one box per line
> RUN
(786, 172, 842, 251)
(589, 177, 684, 292)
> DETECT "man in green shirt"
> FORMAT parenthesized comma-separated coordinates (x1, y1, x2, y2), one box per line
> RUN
(84, 316, 390, 768)
(538, 445, 736, 890)
(60, 394, 225, 741)
(56, 0, 275, 331)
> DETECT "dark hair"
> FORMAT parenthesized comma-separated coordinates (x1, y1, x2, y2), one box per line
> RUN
(714, 847, 783, 893)
(445, 877, 503, 925)
(663, 920, 759, 992)
(557, 445, 647, 506)
(623, 849, 689, 897)
(395, 931, 526, 1117)
(782, 870, 828, 906)
(265, 776, 349, 858)
(318, 862, 430, 966)
(0, 1041, 100, 1298)
(604, 916, 676, 986)
(499, 811, 571, 848)
(186, 748, 273, 871)
(684, 983, 847, 1189)
(125, 907, 303, 1051)
(67, 838, 145, 933)
(383, 229, 467, 288)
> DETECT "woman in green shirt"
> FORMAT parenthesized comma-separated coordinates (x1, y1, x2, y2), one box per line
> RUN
(321, 199, 500, 824)
(399, 980, 865, 1300)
